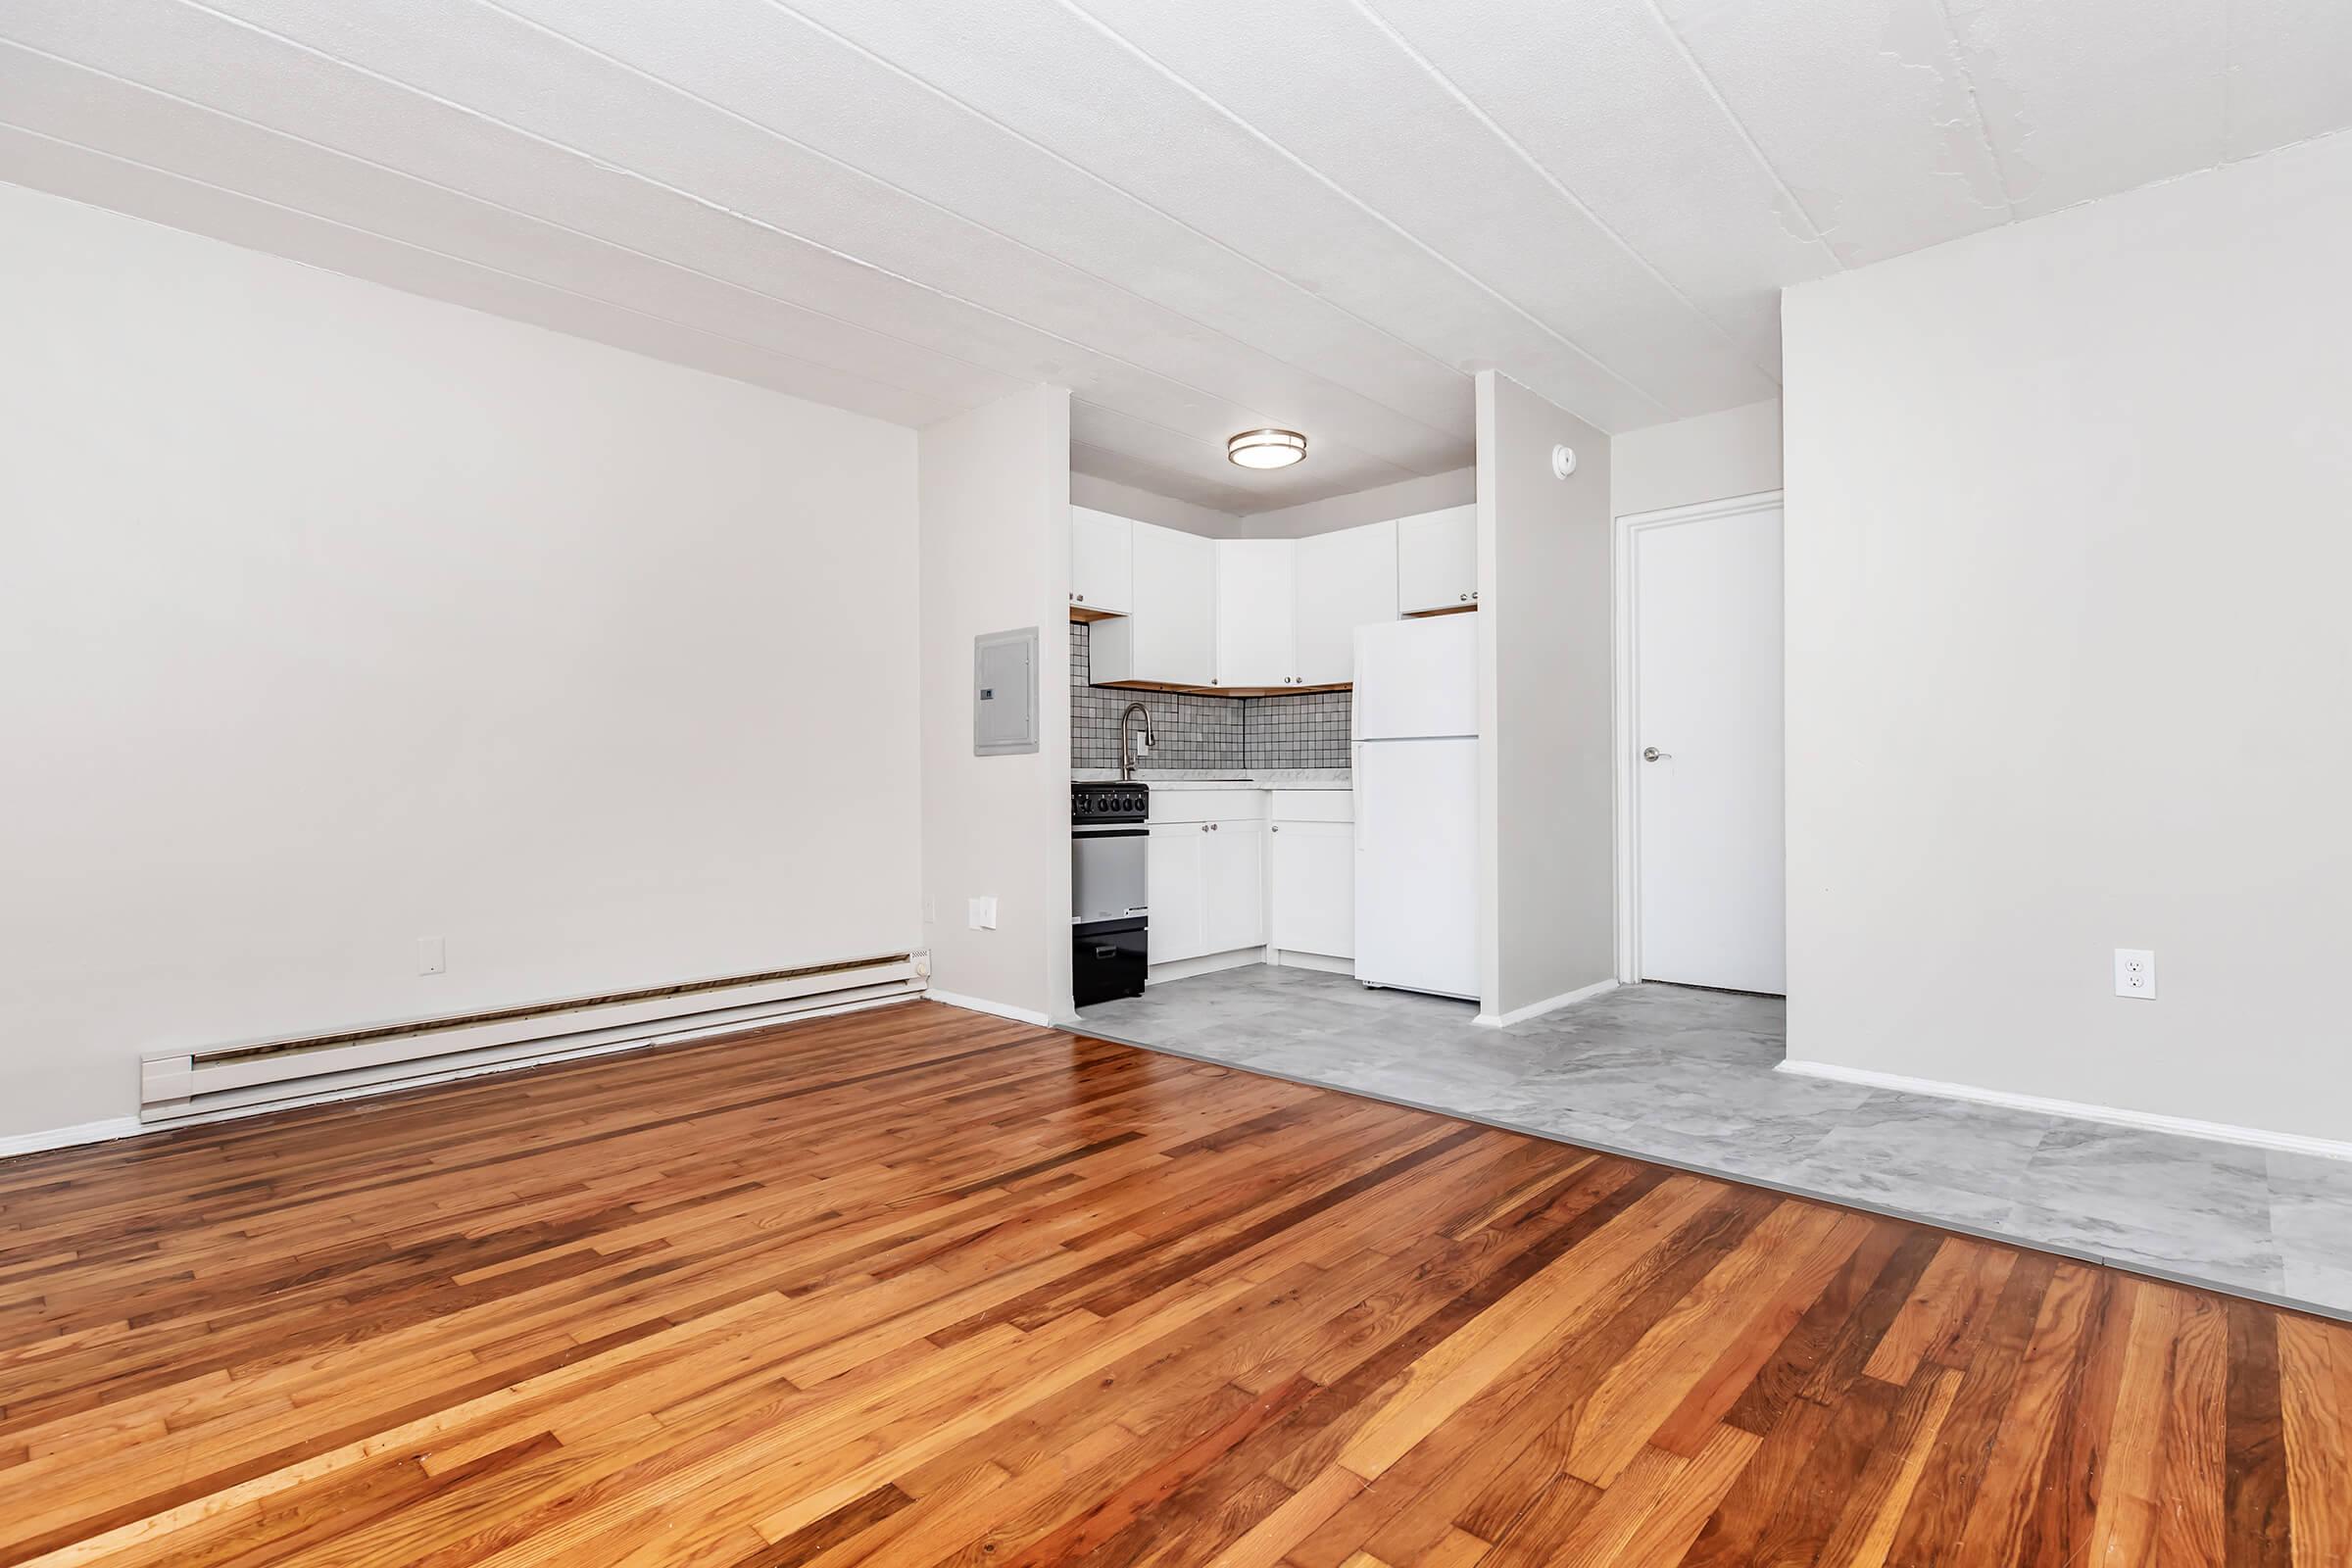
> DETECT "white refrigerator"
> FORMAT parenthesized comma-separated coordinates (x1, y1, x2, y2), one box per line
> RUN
(1352, 614, 1480, 1000)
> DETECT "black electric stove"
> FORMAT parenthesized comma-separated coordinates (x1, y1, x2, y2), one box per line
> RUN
(1071, 782, 1148, 1006)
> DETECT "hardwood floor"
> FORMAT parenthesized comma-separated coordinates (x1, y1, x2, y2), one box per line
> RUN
(2, 1001, 2346, 1566)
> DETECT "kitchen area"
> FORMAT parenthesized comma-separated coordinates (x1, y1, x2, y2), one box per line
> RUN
(1065, 495, 1482, 1023)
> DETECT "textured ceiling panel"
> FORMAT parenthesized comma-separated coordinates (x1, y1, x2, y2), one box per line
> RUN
(1952, 0, 2229, 220)
(0, 123, 962, 428)
(2, 0, 2345, 511)
(0, 44, 1026, 416)
(756, 0, 1684, 431)
(495, 0, 1476, 436)
(2227, 0, 2352, 158)
(1656, 0, 2018, 265)
(1066, 0, 1782, 412)
(1360, 0, 1830, 378)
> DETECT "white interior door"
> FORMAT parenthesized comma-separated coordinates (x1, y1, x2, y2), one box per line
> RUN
(1634, 502, 1786, 994)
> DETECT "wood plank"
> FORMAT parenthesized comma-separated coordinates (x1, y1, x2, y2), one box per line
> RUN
(0, 1001, 2337, 1567)
(2278, 1313, 2352, 1568)
(2227, 1297, 2297, 1567)
(1813, 1364, 1962, 1568)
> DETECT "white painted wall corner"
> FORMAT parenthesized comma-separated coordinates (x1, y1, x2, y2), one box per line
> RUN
(1474, 977, 1619, 1029)
(924, 990, 1054, 1028)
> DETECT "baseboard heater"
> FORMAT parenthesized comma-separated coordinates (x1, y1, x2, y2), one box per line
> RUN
(139, 952, 929, 1124)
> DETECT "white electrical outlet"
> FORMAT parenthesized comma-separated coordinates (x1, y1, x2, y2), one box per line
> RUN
(418, 935, 447, 976)
(967, 897, 999, 931)
(2114, 948, 2155, 999)
(923, 896, 938, 925)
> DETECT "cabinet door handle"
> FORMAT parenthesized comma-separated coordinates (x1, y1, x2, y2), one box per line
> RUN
(1270, 824, 1281, 833)
(1457, 593, 1468, 602)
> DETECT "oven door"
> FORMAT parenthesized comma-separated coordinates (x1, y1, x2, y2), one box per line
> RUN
(1071, 825, 1149, 925)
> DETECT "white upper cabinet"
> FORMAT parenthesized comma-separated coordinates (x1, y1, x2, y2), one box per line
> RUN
(1079, 509, 1413, 690)
(1069, 507, 1132, 615)
(1090, 520, 1215, 687)
(1396, 504, 1478, 614)
(1213, 540, 1296, 690)
(1293, 520, 1398, 685)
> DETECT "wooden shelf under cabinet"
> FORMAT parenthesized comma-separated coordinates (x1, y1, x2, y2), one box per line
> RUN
(1090, 678, 1350, 697)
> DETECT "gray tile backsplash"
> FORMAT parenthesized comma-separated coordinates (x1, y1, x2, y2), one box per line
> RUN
(1242, 688, 1353, 769)
(1070, 620, 1351, 772)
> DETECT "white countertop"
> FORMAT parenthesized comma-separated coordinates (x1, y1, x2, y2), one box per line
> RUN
(1071, 768, 1351, 790)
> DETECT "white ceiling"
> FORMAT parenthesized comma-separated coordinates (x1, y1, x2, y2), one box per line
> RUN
(4, 0, 2346, 509)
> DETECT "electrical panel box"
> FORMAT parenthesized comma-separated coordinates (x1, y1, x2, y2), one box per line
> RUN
(973, 627, 1040, 757)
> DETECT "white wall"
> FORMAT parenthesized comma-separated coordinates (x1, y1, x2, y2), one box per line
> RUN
(1612, 400, 1782, 518)
(0, 183, 921, 1142)
(1475, 372, 1614, 1020)
(1783, 130, 2352, 1144)
(1243, 466, 1476, 539)
(1069, 471, 1240, 538)
(917, 388, 1073, 1023)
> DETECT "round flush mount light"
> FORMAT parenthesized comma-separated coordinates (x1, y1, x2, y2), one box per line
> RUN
(1226, 427, 1307, 469)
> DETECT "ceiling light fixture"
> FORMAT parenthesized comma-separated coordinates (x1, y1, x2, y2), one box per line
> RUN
(1226, 427, 1307, 469)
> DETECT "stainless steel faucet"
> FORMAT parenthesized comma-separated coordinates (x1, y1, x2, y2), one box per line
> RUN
(1118, 702, 1156, 782)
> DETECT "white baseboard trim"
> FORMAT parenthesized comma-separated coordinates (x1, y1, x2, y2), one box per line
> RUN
(0, 1115, 145, 1160)
(1266, 949, 1353, 976)
(0, 993, 925, 1165)
(1474, 978, 1619, 1029)
(1776, 1059, 2352, 1163)
(924, 990, 1053, 1027)
(1146, 949, 1262, 986)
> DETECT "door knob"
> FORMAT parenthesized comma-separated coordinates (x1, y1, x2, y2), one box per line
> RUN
(1642, 747, 1670, 761)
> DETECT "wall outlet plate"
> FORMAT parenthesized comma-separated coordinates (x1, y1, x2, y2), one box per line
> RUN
(418, 935, 446, 976)
(2114, 948, 2155, 999)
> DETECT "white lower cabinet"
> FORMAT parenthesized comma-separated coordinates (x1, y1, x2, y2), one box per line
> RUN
(1148, 819, 1263, 962)
(1200, 821, 1266, 954)
(1268, 819, 1354, 958)
(1148, 790, 1351, 971)
(1147, 823, 1206, 964)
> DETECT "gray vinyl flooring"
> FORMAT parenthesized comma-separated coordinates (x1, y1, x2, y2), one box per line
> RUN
(1071, 964, 2352, 1322)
